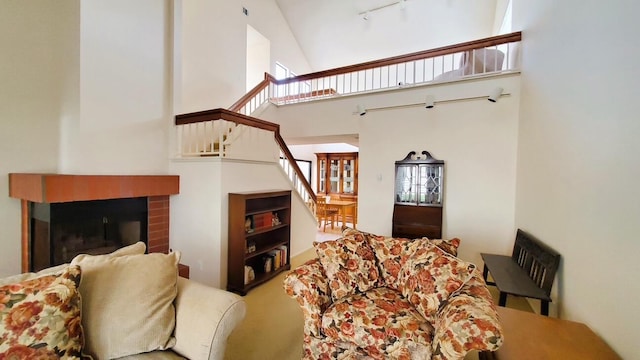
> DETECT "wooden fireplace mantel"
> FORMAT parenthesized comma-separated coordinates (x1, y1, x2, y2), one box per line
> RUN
(9, 173, 179, 203)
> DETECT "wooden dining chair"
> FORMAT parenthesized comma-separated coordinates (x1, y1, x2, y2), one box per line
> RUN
(317, 197, 339, 231)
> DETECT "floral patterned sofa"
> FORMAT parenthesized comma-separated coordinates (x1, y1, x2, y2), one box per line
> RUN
(283, 228, 503, 360)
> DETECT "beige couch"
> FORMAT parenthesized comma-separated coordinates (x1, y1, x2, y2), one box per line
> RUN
(0, 243, 245, 360)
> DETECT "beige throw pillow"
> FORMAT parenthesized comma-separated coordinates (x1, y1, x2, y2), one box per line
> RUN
(105, 241, 147, 257)
(71, 251, 180, 359)
(0, 241, 146, 287)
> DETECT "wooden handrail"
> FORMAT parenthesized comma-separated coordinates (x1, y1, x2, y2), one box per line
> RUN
(273, 31, 521, 85)
(174, 108, 316, 203)
(226, 32, 522, 110)
(228, 74, 273, 113)
(176, 108, 278, 132)
(274, 132, 317, 203)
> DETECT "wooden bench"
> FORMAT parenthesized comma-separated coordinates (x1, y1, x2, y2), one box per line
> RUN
(481, 229, 561, 316)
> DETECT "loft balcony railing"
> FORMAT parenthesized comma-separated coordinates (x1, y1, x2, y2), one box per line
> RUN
(230, 31, 521, 114)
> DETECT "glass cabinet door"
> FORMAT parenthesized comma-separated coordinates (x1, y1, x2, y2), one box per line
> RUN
(329, 158, 340, 193)
(318, 158, 327, 193)
(395, 165, 416, 203)
(316, 152, 358, 197)
(342, 158, 355, 194)
(394, 151, 444, 207)
(417, 164, 443, 206)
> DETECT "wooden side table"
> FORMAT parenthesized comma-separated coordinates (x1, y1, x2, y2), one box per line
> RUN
(178, 263, 190, 279)
(481, 307, 620, 360)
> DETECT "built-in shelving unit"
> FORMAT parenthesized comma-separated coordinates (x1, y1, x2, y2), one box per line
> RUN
(227, 190, 291, 295)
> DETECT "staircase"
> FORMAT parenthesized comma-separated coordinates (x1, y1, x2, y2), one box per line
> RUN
(173, 32, 522, 216)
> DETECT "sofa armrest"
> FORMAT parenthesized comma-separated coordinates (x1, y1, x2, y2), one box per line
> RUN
(431, 271, 504, 359)
(283, 258, 332, 337)
(172, 277, 246, 360)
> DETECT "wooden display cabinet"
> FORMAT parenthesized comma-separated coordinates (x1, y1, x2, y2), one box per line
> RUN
(392, 151, 444, 239)
(316, 152, 358, 225)
(316, 152, 358, 200)
(228, 190, 291, 295)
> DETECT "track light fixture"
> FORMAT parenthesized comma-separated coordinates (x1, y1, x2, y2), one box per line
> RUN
(355, 87, 509, 115)
(488, 87, 503, 102)
(425, 95, 435, 109)
(357, 104, 367, 116)
(358, 0, 406, 20)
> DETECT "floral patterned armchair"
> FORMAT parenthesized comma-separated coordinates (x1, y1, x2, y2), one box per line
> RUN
(283, 228, 503, 360)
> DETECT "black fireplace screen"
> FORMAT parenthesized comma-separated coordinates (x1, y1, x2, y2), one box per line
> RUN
(30, 197, 148, 271)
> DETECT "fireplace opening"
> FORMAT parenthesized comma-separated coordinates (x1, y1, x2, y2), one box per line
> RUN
(30, 197, 148, 271)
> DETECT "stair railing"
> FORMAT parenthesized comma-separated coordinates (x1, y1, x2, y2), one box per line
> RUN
(175, 109, 317, 209)
(227, 75, 318, 214)
(229, 73, 277, 115)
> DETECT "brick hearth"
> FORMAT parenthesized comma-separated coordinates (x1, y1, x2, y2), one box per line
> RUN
(9, 174, 179, 272)
(148, 196, 171, 254)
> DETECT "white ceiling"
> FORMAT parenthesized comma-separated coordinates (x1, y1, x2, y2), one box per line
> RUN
(286, 134, 360, 147)
(275, 0, 501, 71)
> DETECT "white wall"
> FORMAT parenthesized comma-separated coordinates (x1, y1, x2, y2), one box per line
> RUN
(61, 0, 172, 174)
(360, 77, 520, 266)
(226, 126, 280, 161)
(278, 0, 497, 71)
(241, 0, 312, 76)
(492, 0, 511, 34)
(0, 1, 80, 277)
(262, 99, 360, 139)
(358, 76, 520, 265)
(168, 159, 223, 286)
(170, 158, 317, 288)
(0, 0, 311, 278)
(177, 0, 243, 113)
(176, 0, 311, 114)
(246, 25, 270, 91)
(513, 1, 640, 357)
(288, 144, 316, 162)
(266, 75, 521, 266)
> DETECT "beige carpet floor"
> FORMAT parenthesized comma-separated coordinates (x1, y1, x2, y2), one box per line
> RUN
(224, 228, 532, 360)
(224, 247, 316, 360)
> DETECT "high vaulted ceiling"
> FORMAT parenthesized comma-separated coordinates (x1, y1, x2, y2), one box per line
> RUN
(275, 0, 503, 71)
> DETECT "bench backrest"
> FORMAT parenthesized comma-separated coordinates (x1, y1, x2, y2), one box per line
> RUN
(511, 229, 561, 296)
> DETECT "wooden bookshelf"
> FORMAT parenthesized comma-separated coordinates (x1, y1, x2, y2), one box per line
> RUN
(228, 190, 291, 295)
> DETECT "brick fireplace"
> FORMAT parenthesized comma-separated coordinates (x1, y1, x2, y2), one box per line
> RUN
(8, 174, 179, 272)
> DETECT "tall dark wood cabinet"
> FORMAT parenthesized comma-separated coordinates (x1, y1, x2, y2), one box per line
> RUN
(228, 190, 291, 295)
(392, 151, 444, 239)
